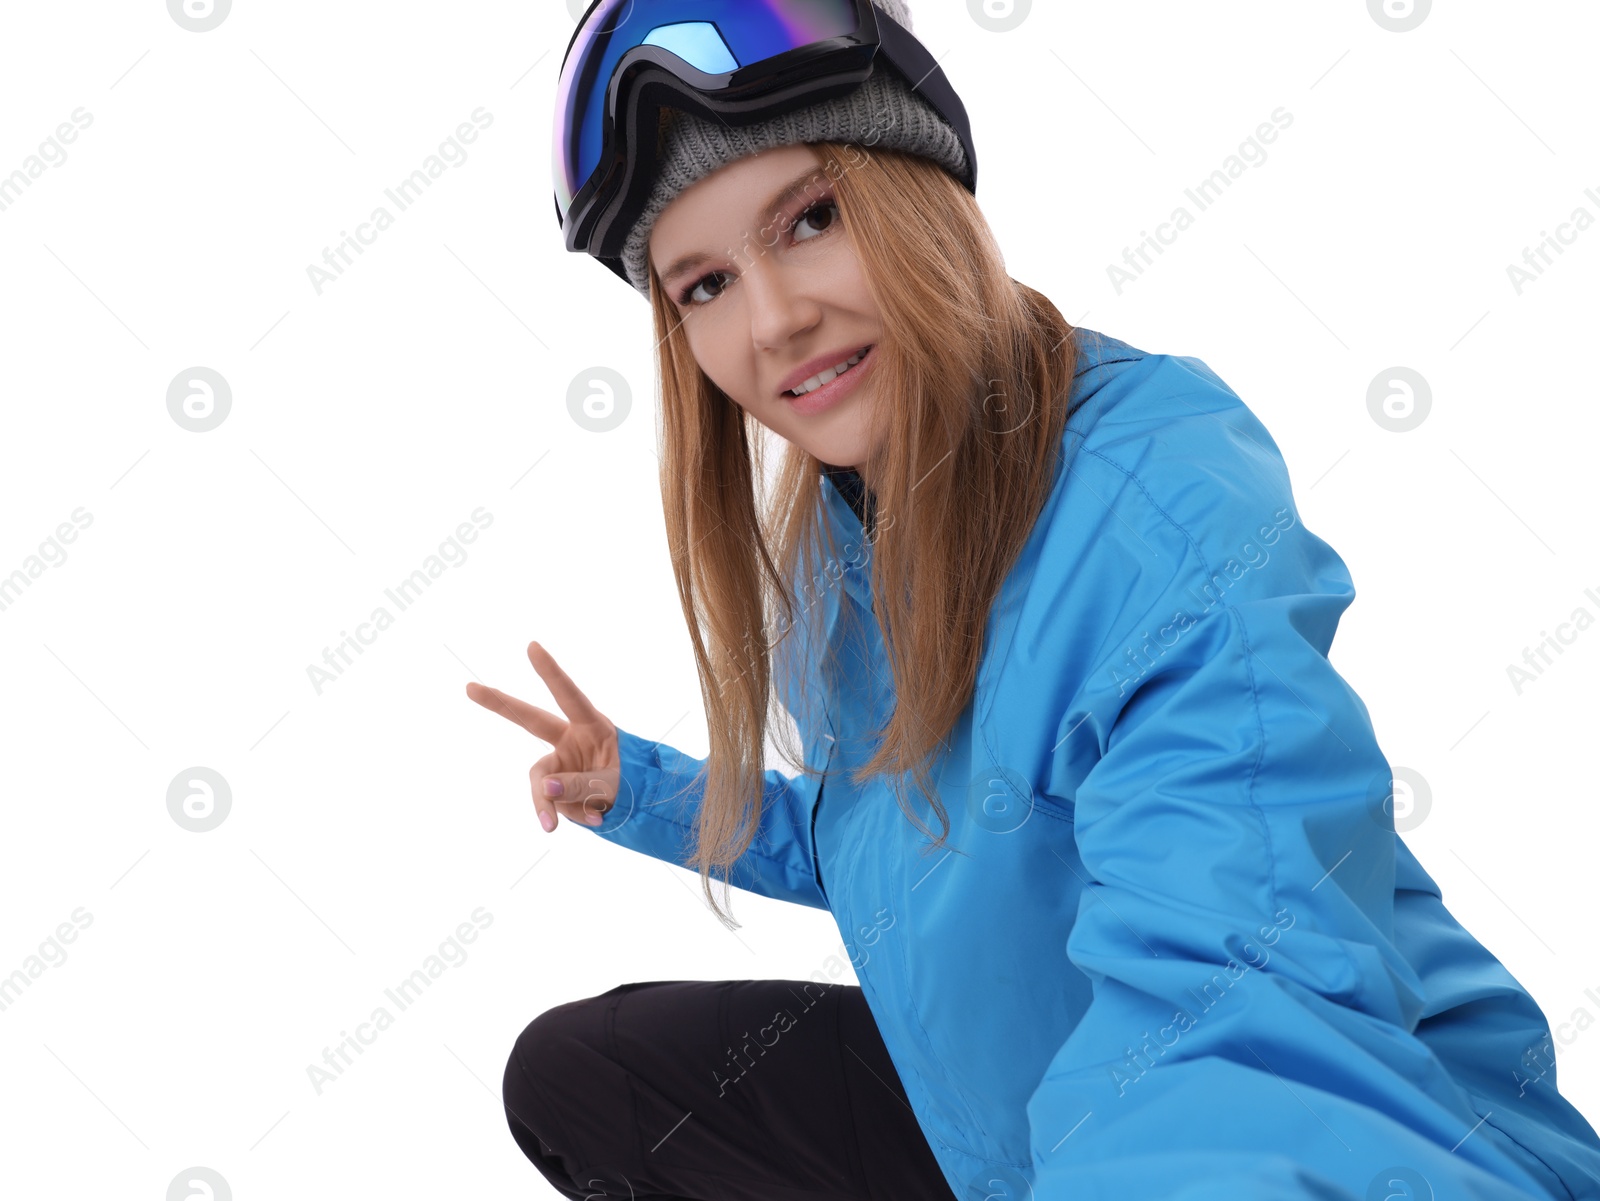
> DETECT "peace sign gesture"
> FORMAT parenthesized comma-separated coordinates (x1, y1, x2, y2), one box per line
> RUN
(465, 641, 620, 833)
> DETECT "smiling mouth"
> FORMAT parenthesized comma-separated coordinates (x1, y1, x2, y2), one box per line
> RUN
(786, 346, 874, 398)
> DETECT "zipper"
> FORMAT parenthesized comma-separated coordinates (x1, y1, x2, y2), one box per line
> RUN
(809, 722, 837, 904)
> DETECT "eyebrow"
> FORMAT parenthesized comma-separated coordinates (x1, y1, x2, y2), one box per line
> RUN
(656, 166, 834, 290)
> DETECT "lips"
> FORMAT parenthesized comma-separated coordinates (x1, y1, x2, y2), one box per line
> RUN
(776, 344, 876, 399)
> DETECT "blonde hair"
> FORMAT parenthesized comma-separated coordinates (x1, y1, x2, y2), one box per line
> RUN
(644, 142, 1081, 928)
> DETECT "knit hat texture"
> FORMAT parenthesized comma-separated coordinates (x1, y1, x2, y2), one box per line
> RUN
(621, 0, 969, 297)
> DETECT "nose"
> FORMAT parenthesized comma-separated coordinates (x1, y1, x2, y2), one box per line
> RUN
(742, 250, 821, 355)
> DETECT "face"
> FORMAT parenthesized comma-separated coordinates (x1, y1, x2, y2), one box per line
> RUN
(649, 144, 886, 477)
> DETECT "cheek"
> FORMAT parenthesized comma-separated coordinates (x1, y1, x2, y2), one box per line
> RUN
(683, 330, 725, 386)
(686, 324, 762, 403)
(685, 351, 745, 408)
(819, 240, 876, 314)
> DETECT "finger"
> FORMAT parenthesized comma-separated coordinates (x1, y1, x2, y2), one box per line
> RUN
(528, 760, 560, 833)
(526, 641, 606, 726)
(465, 681, 566, 745)
(526, 753, 614, 832)
(538, 768, 617, 828)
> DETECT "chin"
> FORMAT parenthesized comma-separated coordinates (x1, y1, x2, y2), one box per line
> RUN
(800, 438, 869, 471)
(790, 420, 876, 473)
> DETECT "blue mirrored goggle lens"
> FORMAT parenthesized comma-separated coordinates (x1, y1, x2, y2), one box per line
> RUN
(553, 0, 863, 223)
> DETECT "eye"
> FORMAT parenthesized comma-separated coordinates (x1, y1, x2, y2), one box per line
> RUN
(674, 198, 843, 309)
(680, 270, 730, 307)
(792, 198, 840, 242)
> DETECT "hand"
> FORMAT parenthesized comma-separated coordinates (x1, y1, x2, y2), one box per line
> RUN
(465, 640, 621, 833)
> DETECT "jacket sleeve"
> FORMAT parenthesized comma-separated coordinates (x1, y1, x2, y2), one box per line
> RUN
(1024, 510, 1558, 1199)
(576, 724, 830, 911)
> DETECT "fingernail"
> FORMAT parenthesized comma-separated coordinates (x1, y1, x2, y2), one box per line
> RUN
(587, 811, 604, 826)
(544, 778, 564, 797)
(540, 810, 555, 833)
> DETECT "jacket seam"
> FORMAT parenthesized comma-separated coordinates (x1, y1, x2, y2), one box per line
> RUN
(1468, 1098, 1577, 1201)
(968, 434, 1287, 1114)
(889, 851, 995, 1158)
(929, 1135, 1030, 1173)
(1077, 435, 1413, 1011)
(1071, 443, 1289, 955)
(1026, 800, 1076, 825)
(825, 594, 997, 1152)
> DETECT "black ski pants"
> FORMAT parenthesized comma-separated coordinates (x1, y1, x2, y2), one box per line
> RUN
(502, 978, 958, 1200)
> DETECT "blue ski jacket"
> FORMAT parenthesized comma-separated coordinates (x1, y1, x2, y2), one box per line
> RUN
(581, 327, 1600, 1200)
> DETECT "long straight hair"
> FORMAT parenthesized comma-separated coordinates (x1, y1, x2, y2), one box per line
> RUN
(644, 141, 1080, 928)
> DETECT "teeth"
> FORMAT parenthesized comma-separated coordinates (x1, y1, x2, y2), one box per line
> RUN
(789, 347, 869, 397)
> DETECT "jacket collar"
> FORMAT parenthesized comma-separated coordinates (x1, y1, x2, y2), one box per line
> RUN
(971, 326, 1146, 722)
(819, 468, 877, 612)
(812, 326, 1147, 720)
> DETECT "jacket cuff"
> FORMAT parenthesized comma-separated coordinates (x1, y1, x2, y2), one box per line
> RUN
(586, 724, 663, 832)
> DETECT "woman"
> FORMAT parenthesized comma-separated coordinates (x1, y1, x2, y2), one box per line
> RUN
(468, 2, 1600, 1198)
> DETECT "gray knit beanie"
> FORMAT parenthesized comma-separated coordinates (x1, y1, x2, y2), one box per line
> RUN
(622, 0, 970, 298)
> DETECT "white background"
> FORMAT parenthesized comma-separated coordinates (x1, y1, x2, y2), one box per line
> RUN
(1, 1, 1596, 1196)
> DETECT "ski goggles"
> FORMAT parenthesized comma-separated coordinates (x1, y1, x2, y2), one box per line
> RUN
(553, 0, 977, 288)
